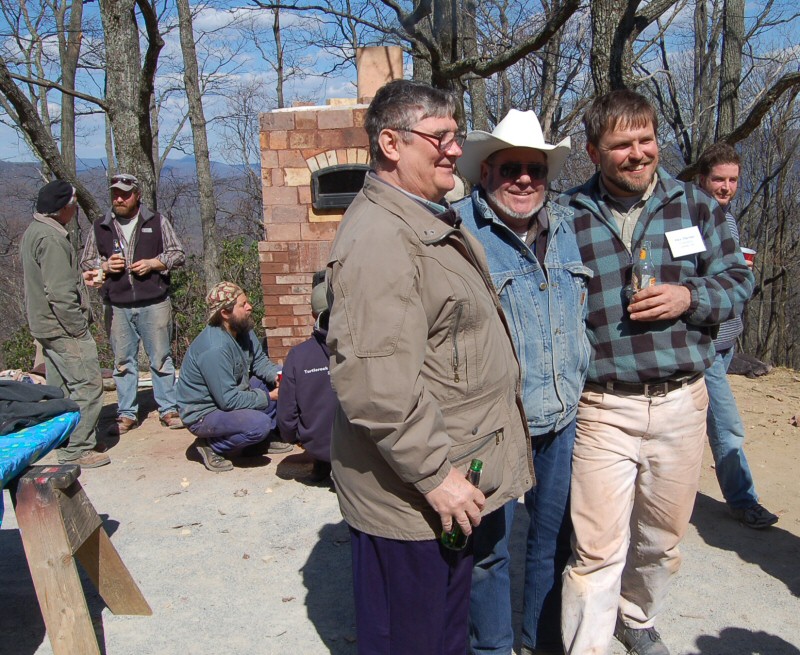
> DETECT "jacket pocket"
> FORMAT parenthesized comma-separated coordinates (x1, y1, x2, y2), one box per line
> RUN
(446, 394, 511, 496)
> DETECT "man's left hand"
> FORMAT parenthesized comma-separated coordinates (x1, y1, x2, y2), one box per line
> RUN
(130, 258, 163, 276)
(628, 284, 691, 321)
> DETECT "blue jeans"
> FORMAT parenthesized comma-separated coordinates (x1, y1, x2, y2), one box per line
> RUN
(108, 298, 177, 420)
(705, 347, 758, 508)
(470, 420, 576, 654)
(187, 377, 277, 456)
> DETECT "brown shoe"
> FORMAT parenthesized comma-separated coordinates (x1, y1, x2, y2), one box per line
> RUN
(73, 450, 111, 469)
(108, 416, 137, 436)
(159, 411, 184, 429)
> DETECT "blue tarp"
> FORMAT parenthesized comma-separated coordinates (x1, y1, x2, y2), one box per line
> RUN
(0, 411, 80, 524)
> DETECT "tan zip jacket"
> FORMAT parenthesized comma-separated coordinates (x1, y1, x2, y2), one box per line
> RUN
(327, 174, 534, 541)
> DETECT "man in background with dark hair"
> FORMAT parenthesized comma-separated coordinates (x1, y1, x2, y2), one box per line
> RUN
(21, 180, 109, 467)
(559, 90, 753, 655)
(697, 143, 777, 529)
(326, 79, 532, 653)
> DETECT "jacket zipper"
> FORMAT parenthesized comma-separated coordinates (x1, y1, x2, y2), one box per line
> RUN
(452, 303, 463, 383)
(451, 428, 504, 465)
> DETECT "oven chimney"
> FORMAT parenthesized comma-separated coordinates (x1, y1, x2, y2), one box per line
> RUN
(356, 46, 404, 104)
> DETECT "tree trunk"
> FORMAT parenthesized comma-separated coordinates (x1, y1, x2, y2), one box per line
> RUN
(716, 0, 744, 137)
(273, 5, 285, 109)
(175, 0, 220, 290)
(98, 0, 161, 209)
(460, 0, 487, 130)
(55, 0, 83, 177)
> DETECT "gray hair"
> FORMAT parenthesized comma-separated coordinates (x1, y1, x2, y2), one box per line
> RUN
(365, 80, 457, 168)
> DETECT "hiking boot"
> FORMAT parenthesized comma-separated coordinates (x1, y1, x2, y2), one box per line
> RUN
(196, 442, 233, 472)
(71, 450, 111, 469)
(267, 440, 294, 454)
(614, 619, 670, 655)
(730, 503, 779, 529)
(159, 412, 184, 429)
(108, 416, 137, 436)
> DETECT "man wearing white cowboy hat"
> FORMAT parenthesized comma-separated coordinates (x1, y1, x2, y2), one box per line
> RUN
(454, 109, 592, 655)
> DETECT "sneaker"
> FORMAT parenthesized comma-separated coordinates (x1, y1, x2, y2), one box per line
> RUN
(159, 412, 184, 429)
(196, 442, 233, 472)
(108, 416, 137, 436)
(730, 503, 779, 529)
(614, 619, 670, 655)
(72, 450, 111, 469)
(267, 440, 294, 454)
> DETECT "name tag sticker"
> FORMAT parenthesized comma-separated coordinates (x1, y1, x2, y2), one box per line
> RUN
(142, 227, 153, 233)
(665, 226, 706, 257)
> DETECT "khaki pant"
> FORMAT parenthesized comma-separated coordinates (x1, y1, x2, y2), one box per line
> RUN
(38, 332, 103, 460)
(562, 378, 708, 654)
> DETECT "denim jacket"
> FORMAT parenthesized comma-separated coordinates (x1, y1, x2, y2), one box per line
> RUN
(455, 189, 592, 435)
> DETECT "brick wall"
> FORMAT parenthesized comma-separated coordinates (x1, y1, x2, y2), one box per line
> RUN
(259, 103, 369, 362)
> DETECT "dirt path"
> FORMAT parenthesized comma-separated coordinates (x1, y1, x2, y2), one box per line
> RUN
(1, 368, 798, 655)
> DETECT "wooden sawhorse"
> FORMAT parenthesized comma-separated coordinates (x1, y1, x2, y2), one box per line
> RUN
(9, 464, 151, 655)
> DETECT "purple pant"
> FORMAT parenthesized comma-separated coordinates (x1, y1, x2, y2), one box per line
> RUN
(349, 527, 473, 655)
(187, 377, 277, 456)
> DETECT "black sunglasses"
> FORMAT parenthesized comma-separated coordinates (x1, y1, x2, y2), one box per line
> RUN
(496, 162, 549, 180)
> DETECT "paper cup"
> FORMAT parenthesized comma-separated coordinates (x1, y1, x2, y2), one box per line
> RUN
(740, 247, 756, 264)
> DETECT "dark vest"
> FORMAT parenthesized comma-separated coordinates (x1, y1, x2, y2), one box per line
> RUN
(95, 209, 170, 306)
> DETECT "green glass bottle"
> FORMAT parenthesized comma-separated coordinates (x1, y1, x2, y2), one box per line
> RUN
(440, 459, 483, 551)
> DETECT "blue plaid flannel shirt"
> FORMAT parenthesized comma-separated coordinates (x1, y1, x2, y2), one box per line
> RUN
(557, 168, 754, 384)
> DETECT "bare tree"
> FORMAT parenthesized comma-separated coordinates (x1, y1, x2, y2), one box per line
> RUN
(98, 0, 164, 208)
(175, 0, 220, 289)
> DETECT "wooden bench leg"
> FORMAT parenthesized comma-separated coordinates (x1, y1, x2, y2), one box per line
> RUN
(11, 465, 151, 655)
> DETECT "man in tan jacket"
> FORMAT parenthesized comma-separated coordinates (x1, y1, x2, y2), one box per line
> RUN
(327, 79, 533, 654)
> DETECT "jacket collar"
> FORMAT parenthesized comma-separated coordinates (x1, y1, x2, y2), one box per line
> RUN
(32, 212, 69, 237)
(566, 167, 684, 233)
(362, 173, 461, 245)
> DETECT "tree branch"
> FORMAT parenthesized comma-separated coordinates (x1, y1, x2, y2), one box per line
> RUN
(8, 71, 107, 109)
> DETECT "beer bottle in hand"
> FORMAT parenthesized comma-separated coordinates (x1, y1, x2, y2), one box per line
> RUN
(441, 459, 483, 551)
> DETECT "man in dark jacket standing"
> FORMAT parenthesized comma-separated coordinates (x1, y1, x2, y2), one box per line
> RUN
(81, 174, 185, 436)
(277, 282, 334, 483)
(21, 180, 109, 467)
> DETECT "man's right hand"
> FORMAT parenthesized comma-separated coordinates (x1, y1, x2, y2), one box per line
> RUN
(424, 467, 485, 536)
(106, 253, 126, 273)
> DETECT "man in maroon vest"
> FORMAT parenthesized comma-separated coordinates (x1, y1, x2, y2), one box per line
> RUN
(81, 173, 186, 435)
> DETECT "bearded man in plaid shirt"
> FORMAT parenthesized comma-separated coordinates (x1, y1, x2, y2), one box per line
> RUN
(557, 90, 753, 655)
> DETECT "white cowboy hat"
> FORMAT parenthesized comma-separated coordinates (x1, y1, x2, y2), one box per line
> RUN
(457, 109, 571, 184)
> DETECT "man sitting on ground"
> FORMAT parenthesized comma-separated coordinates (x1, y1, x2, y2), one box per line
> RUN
(176, 281, 291, 472)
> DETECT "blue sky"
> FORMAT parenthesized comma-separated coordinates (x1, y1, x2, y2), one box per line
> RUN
(0, 1, 361, 164)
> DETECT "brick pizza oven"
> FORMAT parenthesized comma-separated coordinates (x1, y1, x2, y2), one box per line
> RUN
(258, 46, 403, 361)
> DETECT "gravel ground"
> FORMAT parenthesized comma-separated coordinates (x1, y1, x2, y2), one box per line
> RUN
(1, 369, 798, 655)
